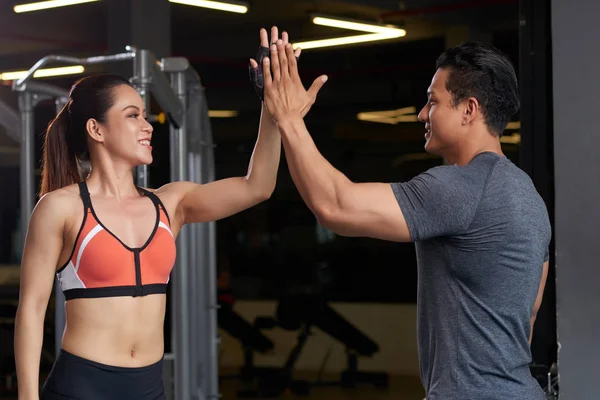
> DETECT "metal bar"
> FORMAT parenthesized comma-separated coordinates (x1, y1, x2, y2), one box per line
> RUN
(12, 81, 69, 100)
(189, 79, 219, 399)
(203, 96, 219, 400)
(14, 52, 135, 87)
(170, 71, 191, 400)
(151, 59, 184, 128)
(0, 99, 20, 143)
(18, 92, 34, 247)
(160, 57, 189, 73)
(53, 98, 68, 358)
(133, 50, 151, 188)
(184, 86, 203, 398)
(187, 151, 200, 399)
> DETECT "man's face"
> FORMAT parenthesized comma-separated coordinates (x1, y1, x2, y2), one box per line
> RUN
(417, 68, 465, 157)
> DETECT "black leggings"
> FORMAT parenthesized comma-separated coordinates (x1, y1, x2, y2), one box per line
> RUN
(41, 350, 165, 400)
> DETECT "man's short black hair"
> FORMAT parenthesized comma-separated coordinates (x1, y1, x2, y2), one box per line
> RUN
(436, 42, 520, 136)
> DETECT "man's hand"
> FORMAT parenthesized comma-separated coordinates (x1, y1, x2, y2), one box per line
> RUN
(262, 38, 328, 123)
(249, 26, 299, 103)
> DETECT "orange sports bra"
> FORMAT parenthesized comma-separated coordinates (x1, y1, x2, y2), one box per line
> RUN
(56, 181, 177, 300)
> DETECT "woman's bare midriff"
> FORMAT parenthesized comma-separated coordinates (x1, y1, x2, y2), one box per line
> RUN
(61, 294, 167, 368)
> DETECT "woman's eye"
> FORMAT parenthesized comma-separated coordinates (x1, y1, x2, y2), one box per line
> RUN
(130, 114, 139, 118)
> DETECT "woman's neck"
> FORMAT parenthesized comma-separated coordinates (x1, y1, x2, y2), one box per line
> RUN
(86, 161, 139, 200)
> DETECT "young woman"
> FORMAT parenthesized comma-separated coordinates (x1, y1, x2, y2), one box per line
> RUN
(14, 27, 296, 400)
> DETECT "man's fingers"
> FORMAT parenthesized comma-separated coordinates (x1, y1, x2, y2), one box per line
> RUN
(307, 75, 328, 100)
(249, 58, 258, 69)
(260, 28, 268, 48)
(294, 47, 301, 59)
(285, 43, 298, 74)
(276, 40, 289, 79)
(262, 57, 272, 87)
(270, 26, 279, 45)
(270, 44, 281, 82)
(282, 31, 289, 44)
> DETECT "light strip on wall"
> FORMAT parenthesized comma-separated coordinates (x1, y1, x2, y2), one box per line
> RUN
(0, 65, 85, 81)
(506, 121, 520, 130)
(293, 15, 405, 50)
(357, 106, 417, 125)
(358, 114, 418, 124)
(312, 16, 405, 35)
(13, 0, 98, 13)
(294, 32, 403, 50)
(208, 110, 238, 118)
(169, 0, 248, 13)
(500, 133, 521, 144)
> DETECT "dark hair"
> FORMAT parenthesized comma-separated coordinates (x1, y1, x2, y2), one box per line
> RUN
(436, 41, 520, 136)
(40, 74, 133, 196)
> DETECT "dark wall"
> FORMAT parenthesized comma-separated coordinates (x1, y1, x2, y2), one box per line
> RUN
(551, 0, 600, 398)
(519, 0, 556, 371)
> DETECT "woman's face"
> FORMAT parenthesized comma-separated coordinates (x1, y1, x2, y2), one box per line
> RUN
(93, 84, 154, 167)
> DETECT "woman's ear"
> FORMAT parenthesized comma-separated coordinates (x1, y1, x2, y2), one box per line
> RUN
(86, 118, 104, 143)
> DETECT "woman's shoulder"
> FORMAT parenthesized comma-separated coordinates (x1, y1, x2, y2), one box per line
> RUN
(29, 184, 83, 232)
(36, 184, 83, 216)
(147, 181, 198, 201)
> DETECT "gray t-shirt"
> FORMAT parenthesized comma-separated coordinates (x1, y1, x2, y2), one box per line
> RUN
(391, 152, 551, 400)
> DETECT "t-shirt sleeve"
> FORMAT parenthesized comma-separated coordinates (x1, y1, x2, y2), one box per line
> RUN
(390, 165, 488, 242)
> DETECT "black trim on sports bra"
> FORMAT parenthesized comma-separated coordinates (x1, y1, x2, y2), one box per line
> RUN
(133, 249, 143, 296)
(137, 187, 171, 226)
(78, 181, 92, 209)
(63, 284, 168, 301)
(82, 181, 160, 252)
(56, 183, 90, 274)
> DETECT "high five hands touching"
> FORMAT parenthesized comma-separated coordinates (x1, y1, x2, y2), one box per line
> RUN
(250, 26, 328, 123)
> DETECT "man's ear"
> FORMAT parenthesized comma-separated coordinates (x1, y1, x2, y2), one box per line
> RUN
(463, 96, 480, 125)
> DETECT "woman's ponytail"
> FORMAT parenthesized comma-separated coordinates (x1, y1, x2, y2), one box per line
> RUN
(40, 103, 81, 197)
(39, 73, 133, 197)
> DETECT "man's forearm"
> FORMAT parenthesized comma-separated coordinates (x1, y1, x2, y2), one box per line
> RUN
(277, 116, 350, 216)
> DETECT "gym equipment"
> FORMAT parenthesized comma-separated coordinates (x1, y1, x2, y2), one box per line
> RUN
(217, 301, 277, 387)
(235, 290, 388, 397)
(218, 304, 274, 355)
(13, 49, 218, 400)
(530, 362, 559, 400)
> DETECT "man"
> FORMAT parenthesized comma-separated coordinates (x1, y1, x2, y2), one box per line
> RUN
(257, 34, 551, 400)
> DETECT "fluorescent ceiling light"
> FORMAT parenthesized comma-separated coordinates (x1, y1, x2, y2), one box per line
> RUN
(312, 16, 405, 35)
(293, 16, 405, 50)
(208, 110, 238, 118)
(357, 106, 417, 125)
(14, 0, 247, 14)
(169, 0, 248, 13)
(505, 121, 520, 130)
(294, 32, 403, 50)
(13, 0, 98, 13)
(0, 65, 85, 81)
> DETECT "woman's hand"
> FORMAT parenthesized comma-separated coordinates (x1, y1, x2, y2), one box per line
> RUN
(260, 29, 328, 123)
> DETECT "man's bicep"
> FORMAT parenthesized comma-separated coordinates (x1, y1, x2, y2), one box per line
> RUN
(390, 168, 480, 241)
(320, 182, 413, 242)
